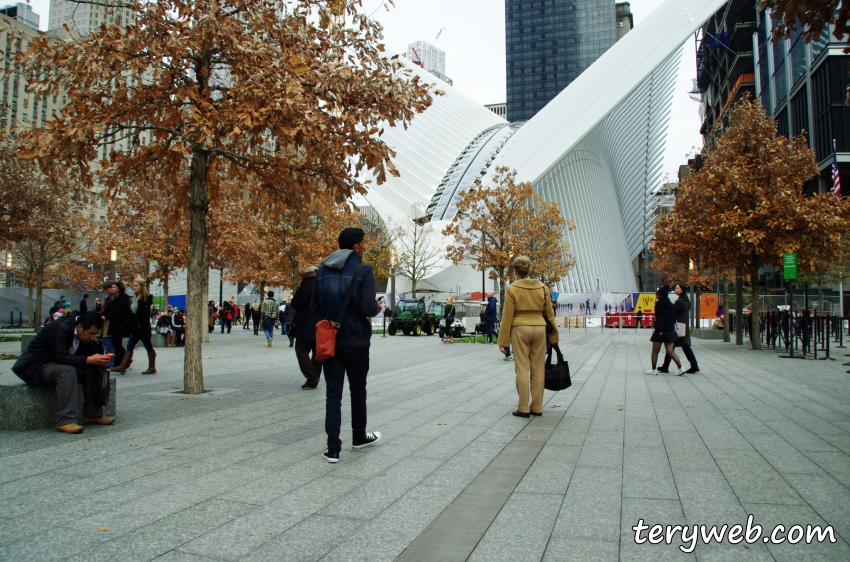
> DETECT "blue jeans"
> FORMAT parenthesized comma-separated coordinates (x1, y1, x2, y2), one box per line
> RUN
(262, 317, 275, 340)
(486, 319, 495, 343)
(281, 322, 289, 336)
(323, 347, 369, 454)
(102, 337, 115, 367)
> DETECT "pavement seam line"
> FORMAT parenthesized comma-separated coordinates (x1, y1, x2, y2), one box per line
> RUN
(397, 335, 614, 562)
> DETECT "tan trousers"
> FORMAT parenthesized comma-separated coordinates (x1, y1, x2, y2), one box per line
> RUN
(511, 325, 546, 414)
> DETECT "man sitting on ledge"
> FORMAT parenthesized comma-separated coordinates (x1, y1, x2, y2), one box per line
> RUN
(12, 312, 114, 434)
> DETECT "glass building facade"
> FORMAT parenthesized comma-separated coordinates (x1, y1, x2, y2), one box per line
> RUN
(505, 0, 618, 122)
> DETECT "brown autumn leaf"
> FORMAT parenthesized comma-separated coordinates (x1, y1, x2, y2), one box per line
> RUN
(98, 526, 109, 532)
(766, 477, 774, 482)
(130, 444, 138, 447)
(828, 439, 840, 443)
(437, 423, 447, 426)
(189, 469, 196, 474)
(82, 437, 92, 442)
(525, 435, 532, 439)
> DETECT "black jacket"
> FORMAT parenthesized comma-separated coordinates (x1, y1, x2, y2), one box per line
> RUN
(103, 292, 132, 338)
(13, 315, 95, 385)
(291, 276, 320, 342)
(133, 295, 153, 340)
(79, 299, 88, 314)
(654, 297, 675, 332)
(673, 295, 692, 346)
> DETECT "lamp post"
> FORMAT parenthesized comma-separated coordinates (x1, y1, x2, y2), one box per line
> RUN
(689, 259, 695, 329)
(109, 249, 117, 281)
(390, 247, 396, 316)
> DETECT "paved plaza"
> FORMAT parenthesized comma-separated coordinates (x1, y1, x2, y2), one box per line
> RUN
(1, 326, 850, 561)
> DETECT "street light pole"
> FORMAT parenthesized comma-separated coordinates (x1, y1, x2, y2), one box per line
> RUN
(390, 248, 396, 317)
(109, 249, 117, 281)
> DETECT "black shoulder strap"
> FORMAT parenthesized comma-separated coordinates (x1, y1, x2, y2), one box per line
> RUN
(335, 263, 364, 328)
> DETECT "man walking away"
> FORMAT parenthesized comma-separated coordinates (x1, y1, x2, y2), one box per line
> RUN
(79, 294, 89, 314)
(312, 228, 382, 463)
(243, 302, 252, 329)
(283, 301, 296, 347)
(261, 291, 278, 346)
(291, 266, 323, 388)
(13, 312, 113, 433)
(485, 295, 498, 344)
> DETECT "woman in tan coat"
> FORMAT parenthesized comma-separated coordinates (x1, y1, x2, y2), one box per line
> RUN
(498, 255, 559, 417)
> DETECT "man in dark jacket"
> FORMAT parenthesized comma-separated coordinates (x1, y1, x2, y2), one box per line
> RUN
(79, 294, 89, 314)
(312, 228, 382, 463)
(291, 266, 322, 388)
(12, 312, 113, 433)
(102, 280, 131, 367)
(484, 295, 498, 343)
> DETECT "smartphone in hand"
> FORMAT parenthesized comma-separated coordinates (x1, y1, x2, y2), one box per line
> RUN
(104, 353, 114, 359)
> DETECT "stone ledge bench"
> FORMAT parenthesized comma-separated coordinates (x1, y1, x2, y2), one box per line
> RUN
(0, 374, 116, 431)
(692, 328, 725, 340)
(20, 335, 167, 353)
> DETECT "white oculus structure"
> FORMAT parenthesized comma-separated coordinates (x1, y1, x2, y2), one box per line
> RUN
(356, 0, 728, 294)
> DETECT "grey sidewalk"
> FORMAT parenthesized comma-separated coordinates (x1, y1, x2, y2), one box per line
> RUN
(1, 327, 849, 561)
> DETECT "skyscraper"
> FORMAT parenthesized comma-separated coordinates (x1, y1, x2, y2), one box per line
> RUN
(505, 1, 631, 122)
(0, 2, 39, 29)
(406, 41, 453, 85)
(48, 0, 135, 36)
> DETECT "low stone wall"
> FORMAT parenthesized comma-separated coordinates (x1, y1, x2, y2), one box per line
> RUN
(693, 328, 725, 340)
(0, 378, 116, 431)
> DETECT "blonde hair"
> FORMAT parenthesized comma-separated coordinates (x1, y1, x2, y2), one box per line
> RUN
(512, 255, 532, 278)
(133, 279, 149, 301)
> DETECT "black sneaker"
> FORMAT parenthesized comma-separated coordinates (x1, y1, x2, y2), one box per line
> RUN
(686, 367, 700, 374)
(323, 451, 339, 463)
(352, 431, 382, 448)
(657, 367, 670, 373)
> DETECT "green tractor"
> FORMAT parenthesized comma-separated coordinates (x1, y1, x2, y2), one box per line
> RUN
(387, 298, 437, 336)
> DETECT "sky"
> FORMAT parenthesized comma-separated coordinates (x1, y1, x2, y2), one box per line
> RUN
(26, 0, 703, 180)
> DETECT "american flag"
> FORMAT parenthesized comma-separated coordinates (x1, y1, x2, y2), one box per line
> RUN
(833, 144, 842, 198)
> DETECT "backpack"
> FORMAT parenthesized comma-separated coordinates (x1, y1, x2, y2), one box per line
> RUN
(316, 264, 363, 361)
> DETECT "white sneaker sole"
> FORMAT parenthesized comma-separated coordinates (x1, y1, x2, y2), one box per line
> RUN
(323, 453, 339, 463)
(352, 432, 381, 448)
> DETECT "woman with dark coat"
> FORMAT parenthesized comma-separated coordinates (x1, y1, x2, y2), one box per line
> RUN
(659, 283, 699, 374)
(102, 280, 132, 371)
(646, 284, 684, 375)
(114, 280, 156, 374)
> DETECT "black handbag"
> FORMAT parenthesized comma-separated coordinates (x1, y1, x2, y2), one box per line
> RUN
(544, 347, 571, 391)
(90, 341, 110, 406)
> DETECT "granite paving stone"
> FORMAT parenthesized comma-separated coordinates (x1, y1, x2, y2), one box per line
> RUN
(2, 328, 849, 560)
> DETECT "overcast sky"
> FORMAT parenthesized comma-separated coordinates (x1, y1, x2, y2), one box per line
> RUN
(27, 0, 702, 180)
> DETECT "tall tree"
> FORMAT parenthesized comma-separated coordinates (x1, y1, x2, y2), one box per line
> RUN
(20, 0, 434, 393)
(395, 204, 441, 293)
(442, 167, 574, 312)
(652, 96, 850, 349)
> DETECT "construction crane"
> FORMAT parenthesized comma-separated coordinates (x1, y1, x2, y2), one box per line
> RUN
(410, 47, 424, 69)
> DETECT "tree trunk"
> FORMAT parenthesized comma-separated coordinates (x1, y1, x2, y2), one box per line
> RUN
(818, 273, 824, 314)
(27, 286, 33, 330)
(750, 270, 762, 350)
(184, 149, 210, 394)
(735, 272, 743, 346)
(202, 265, 210, 344)
(35, 250, 45, 328)
(722, 279, 730, 343)
(497, 268, 507, 321)
(163, 274, 169, 314)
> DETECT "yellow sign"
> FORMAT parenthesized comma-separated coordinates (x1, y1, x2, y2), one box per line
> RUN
(634, 293, 656, 313)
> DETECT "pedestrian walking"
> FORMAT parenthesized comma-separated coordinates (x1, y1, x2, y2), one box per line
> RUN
(443, 298, 456, 343)
(79, 294, 89, 314)
(220, 301, 234, 334)
(497, 255, 558, 417)
(484, 295, 498, 344)
(312, 227, 382, 463)
(645, 285, 685, 376)
(291, 266, 323, 388)
(243, 302, 252, 329)
(261, 291, 278, 346)
(635, 307, 643, 328)
(94, 298, 102, 313)
(658, 282, 700, 375)
(251, 300, 262, 335)
(114, 280, 156, 374)
(283, 301, 296, 347)
(101, 280, 132, 370)
(208, 300, 217, 333)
